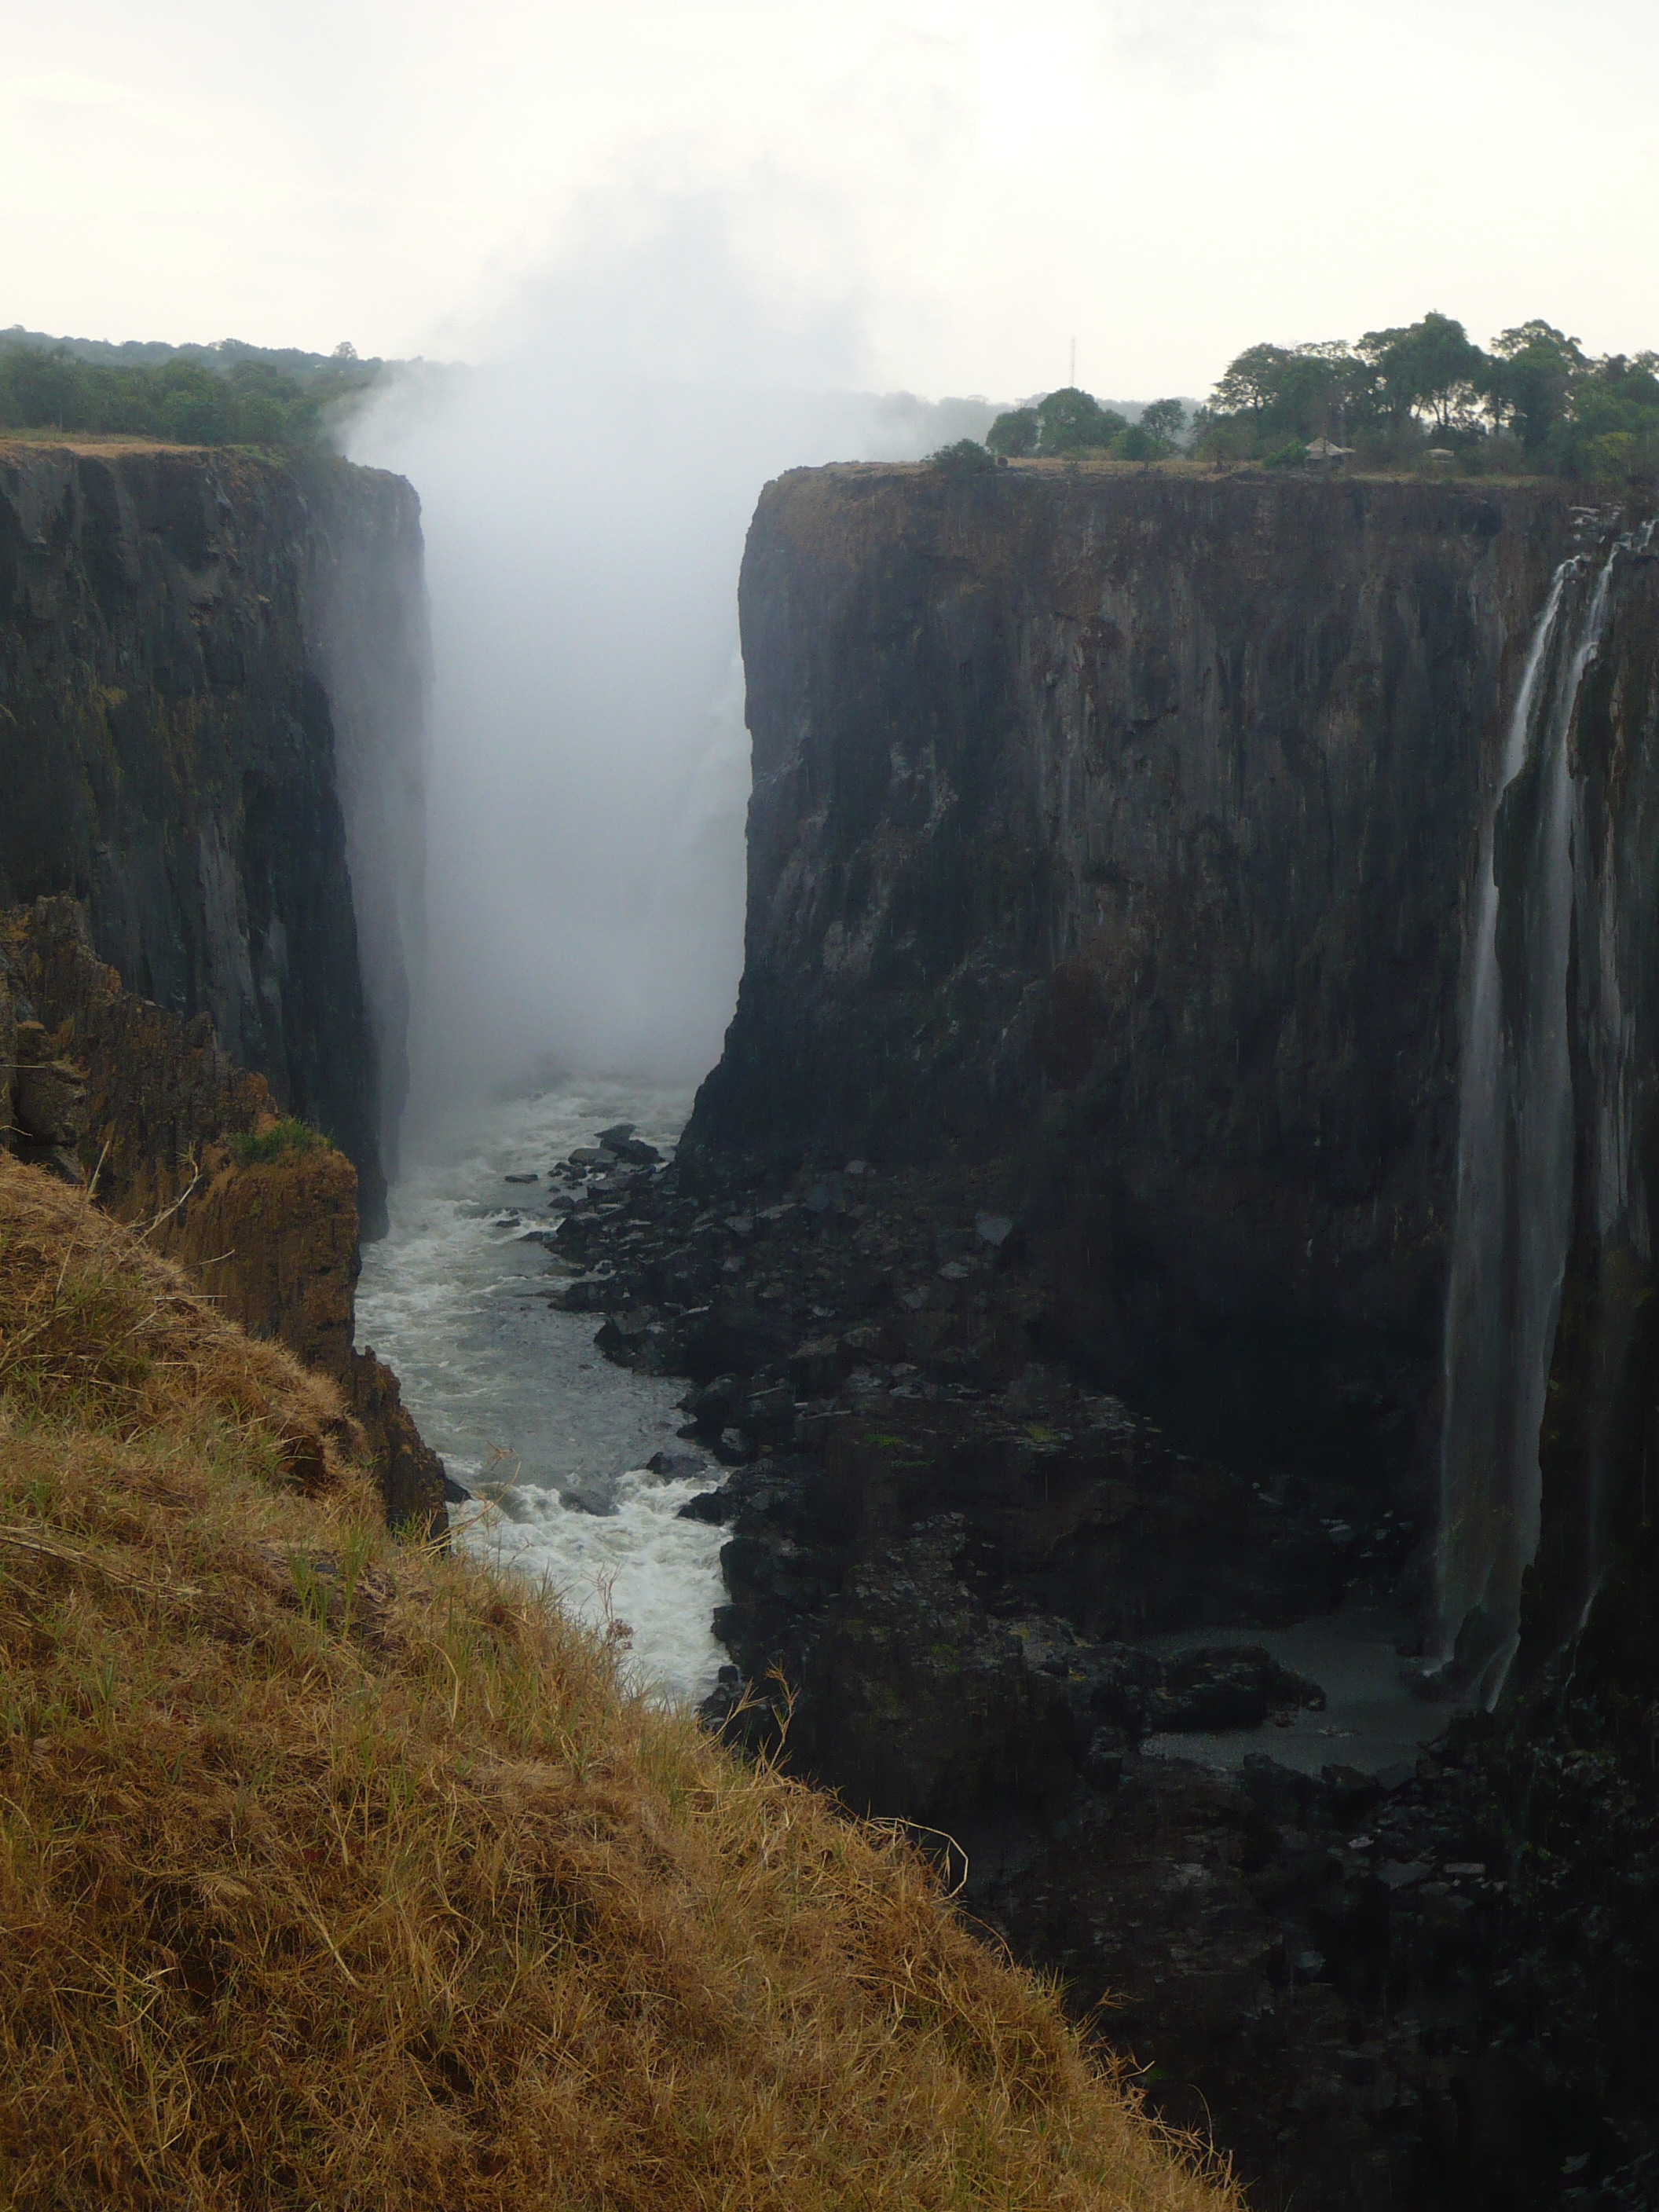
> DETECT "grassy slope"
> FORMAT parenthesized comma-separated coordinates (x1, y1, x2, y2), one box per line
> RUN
(0, 1158, 1238, 2212)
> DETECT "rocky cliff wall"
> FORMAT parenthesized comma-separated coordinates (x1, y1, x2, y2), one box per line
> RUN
(0, 438, 427, 1232)
(690, 466, 1575, 1491)
(0, 895, 445, 1531)
(568, 470, 1659, 2205)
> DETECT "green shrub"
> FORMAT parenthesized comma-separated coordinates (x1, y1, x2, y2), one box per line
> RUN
(229, 1119, 328, 1168)
(926, 437, 997, 476)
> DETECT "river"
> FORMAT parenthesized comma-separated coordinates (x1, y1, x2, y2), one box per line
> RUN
(354, 1079, 727, 1707)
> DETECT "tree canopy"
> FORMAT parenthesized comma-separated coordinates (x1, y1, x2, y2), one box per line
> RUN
(1485, 322, 1587, 452)
(985, 406, 1040, 458)
(1360, 311, 1485, 430)
(1139, 398, 1188, 445)
(0, 335, 390, 449)
(1196, 311, 1659, 479)
(1033, 386, 1129, 453)
(983, 387, 1185, 463)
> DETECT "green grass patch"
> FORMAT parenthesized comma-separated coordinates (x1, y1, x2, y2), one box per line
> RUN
(229, 1117, 328, 1168)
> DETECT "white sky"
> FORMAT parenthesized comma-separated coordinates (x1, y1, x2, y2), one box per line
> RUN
(3, 0, 1657, 399)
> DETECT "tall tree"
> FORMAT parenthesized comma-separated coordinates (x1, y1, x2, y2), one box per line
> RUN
(1211, 343, 1291, 416)
(1485, 322, 1585, 452)
(1361, 313, 1485, 431)
(1036, 386, 1128, 452)
(1140, 398, 1187, 445)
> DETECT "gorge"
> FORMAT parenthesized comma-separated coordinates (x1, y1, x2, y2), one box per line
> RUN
(566, 463, 1659, 2208)
(5, 432, 1659, 2210)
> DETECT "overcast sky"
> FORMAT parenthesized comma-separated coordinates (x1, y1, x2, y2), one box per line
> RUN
(5, 0, 1657, 399)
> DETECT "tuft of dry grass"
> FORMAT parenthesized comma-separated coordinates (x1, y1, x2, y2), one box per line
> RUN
(0, 1155, 353, 1494)
(0, 1158, 1239, 2211)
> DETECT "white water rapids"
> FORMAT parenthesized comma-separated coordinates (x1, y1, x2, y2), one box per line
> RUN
(355, 1081, 727, 1708)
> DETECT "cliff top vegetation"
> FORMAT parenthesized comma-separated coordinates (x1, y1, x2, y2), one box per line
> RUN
(1195, 312, 1659, 481)
(1, 325, 388, 385)
(0, 1155, 1236, 2212)
(959, 315, 1658, 485)
(0, 330, 430, 452)
(975, 389, 1188, 465)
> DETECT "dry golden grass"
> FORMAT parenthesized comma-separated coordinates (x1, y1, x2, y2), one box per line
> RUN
(0, 1158, 1239, 2212)
(0, 432, 207, 456)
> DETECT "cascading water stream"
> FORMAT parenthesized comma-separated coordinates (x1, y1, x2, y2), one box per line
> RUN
(1437, 535, 1620, 1699)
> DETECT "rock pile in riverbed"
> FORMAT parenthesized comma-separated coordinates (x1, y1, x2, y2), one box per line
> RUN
(536, 1129, 1659, 2212)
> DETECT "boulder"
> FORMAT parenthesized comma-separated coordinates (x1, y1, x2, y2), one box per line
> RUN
(741, 1382, 797, 1440)
(789, 1336, 843, 1398)
(545, 1273, 616, 1313)
(13, 1058, 86, 1147)
(1082, 1724, 1126, 1790)
(1148, 1646, 1326, 1734)
(678, 1488, 734, 1525)
(646, 1449, 705, 1481)
(684, 1374, 743, 1435)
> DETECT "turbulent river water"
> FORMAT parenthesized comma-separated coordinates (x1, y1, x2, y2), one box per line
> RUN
(355, 1079, 726, 1708)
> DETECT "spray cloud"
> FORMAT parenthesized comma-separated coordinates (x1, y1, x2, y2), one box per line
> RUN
(350, 197, 993, 1120)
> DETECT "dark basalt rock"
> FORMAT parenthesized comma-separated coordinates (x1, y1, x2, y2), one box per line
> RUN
(0, 441, 427, 1232)
(644, 1449, 704, 1481)
(677, 1488, 734, 1525)
(554, 1131, 1646, 2206)
(688, 467, 1577, 1492)
(561, 474, 1659, 2207)
(1148, 1646, 1327, 1734)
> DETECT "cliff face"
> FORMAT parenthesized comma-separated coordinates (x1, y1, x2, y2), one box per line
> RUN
(638, 468, 1659, 2208)
(1519, 527, 1659, 1687)
(690, 467, 1575, 1489)
(0, 895, 446, 1531)
(0, 439, 427, 1232)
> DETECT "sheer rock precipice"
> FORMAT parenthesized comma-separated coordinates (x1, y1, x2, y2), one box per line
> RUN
(692, 465, 1575, 1500)
(0, 438, 427, 1232)
(603, 467, 1659, 2207)
(0, 436, 439, 1525)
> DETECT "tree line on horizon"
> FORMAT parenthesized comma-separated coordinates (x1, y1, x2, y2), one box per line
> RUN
(928, 390, 1190, 474)
(932, 313, 1659, 483)
(0, 334, 386, 449)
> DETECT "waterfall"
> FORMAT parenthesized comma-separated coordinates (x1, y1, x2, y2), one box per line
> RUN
(1437, 538, 1618, 1700)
